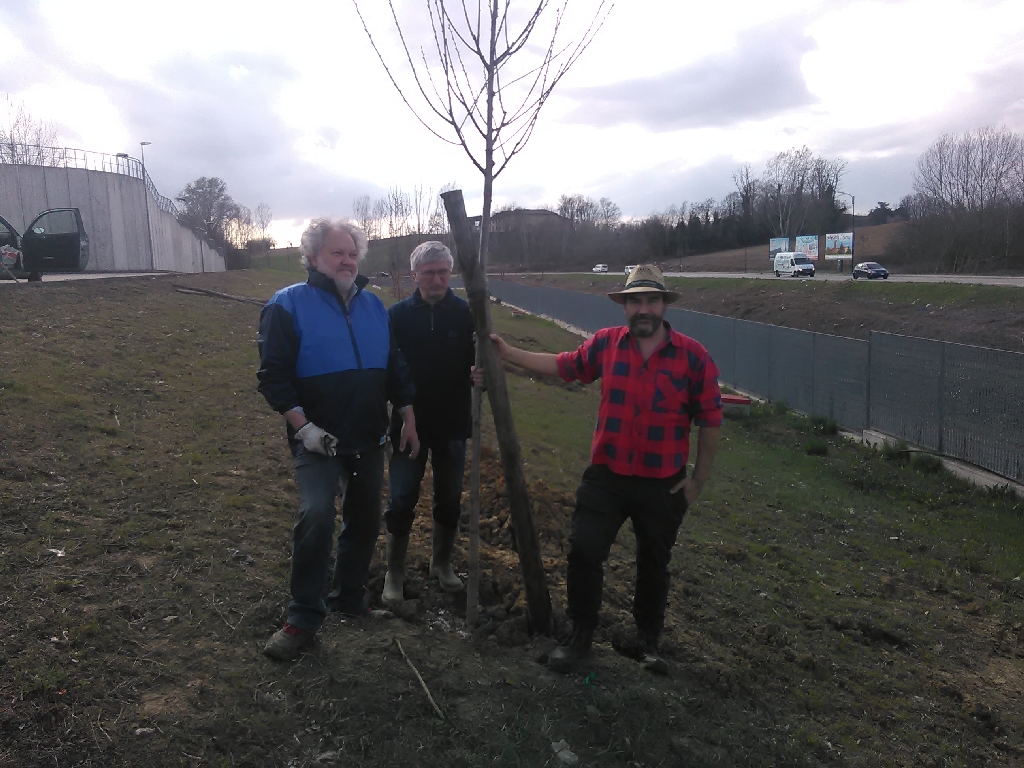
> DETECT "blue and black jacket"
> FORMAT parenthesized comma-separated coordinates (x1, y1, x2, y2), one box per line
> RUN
(387, 287, 475, 445)
(257, 270, 415, 456)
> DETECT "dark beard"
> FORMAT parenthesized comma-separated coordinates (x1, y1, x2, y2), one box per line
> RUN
(629, 314, 661, 338)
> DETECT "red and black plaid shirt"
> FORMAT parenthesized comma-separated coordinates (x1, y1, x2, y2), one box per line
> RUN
(556, 323, 723, 478)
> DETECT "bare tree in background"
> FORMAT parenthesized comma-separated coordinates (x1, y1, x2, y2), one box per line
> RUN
(412, 184, 432, 235)
(255, 202, 273, 239)
(596, 197, 621, 229)
(0, 98, 62, 166)
(352, 195, 375, 238)
(383, 186, 412, 238)
(899, 126, 1024, 271)
(556, 193, 599, 225)
(428, 181, 458, 234)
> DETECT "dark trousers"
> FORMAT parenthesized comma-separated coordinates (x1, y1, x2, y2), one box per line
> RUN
(385, 439, 467, 536)
(288, 447, 385, 633)
(567, 464, 689, 638)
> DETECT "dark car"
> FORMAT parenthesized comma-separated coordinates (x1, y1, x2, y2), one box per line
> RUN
(0, 208, 90, 281)
(852, 261, 888, 280)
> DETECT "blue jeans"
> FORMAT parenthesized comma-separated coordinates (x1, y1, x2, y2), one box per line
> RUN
(287, 447, 385, 633)
(385, 440, 467, 536)
(567, 464, 689, 638)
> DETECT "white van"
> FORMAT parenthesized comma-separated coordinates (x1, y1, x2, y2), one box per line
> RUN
(774, 252, 815, 277)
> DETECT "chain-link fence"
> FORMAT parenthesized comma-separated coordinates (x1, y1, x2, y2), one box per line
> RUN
(483, 279, 1023, 482)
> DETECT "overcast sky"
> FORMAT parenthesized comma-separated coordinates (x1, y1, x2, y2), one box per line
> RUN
(2, 0, 1022, 245)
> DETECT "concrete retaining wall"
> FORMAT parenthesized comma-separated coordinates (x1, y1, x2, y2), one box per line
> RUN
(0, 163, 223, 273)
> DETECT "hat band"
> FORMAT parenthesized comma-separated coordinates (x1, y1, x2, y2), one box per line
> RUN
(624, 279, 666, 291)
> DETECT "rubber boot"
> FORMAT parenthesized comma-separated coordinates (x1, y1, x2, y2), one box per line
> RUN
(382, 532, 409, 604)
(429, 523, 464, 593)
(548, 625, 594, 673)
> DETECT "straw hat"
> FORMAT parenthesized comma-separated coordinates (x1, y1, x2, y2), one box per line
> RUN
(608, 265, 680, 304)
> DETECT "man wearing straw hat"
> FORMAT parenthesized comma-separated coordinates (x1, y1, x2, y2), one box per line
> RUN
(489, 265, 722, 674)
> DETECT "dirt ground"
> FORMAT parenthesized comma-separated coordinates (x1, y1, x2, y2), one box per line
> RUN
(500, 273, 1024, 354)
(2, 271, 1023, 767)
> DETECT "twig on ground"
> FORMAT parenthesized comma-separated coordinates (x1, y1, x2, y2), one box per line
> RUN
(394, 639, 444, 721)
(172, 285, 265, 306)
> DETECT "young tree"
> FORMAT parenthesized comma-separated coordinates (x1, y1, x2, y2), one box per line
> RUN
(353, 0, 609, 267)
(352, 195, 376, 238)
(353, 0, 610, 633)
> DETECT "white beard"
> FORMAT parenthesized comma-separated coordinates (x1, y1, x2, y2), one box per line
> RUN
(332, 274, 355, 297)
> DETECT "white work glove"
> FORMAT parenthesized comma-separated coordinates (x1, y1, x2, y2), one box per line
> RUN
(295, 422, 338, 457)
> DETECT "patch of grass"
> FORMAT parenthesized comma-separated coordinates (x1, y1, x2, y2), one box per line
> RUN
(810, 414, 838, 436)
(804, 438, 829, 456)
(910, 452, 945, 474)
(881, 440, 910, 462)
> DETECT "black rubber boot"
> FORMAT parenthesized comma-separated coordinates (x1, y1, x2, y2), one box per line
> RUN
(637, 632, 668, 675)
(548, 625, 594, 673)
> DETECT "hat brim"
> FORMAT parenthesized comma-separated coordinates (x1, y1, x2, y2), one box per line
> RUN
(608, 287, 680, 304)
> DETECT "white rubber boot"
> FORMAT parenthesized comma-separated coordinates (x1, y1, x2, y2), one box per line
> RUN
(430, 523, 464, 593)
(382, 532, 409, 604)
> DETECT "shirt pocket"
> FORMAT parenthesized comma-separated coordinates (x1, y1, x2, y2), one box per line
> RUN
(652, 370, 689, 415)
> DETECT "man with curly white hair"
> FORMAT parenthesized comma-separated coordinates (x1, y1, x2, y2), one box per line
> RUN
(257, 217, 419, 660)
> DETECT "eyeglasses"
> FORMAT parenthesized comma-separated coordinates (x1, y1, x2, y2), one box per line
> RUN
(417, 269, 451, 279)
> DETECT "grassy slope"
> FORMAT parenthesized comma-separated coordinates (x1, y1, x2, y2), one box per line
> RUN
(1, 270, 1023, 766)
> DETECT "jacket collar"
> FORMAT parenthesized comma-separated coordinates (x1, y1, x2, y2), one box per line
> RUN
(307, 269, 369, 299)
(411, 287, 455, 308)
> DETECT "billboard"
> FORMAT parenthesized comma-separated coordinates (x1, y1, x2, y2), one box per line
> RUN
(824, 232, 854, 260)
(769, 237, 789, 258)
(795, 235, 819, 261)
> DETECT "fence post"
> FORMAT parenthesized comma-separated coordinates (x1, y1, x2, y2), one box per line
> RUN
(937, 342, 946, 454)
(866, 331, 873, 432)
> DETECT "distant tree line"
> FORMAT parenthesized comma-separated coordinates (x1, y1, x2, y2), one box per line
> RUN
(896, 126, 1024, 272)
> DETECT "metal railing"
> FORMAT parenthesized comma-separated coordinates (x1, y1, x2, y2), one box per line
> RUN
(0, 143, 179, 216)
(482, 279, 1024, 484)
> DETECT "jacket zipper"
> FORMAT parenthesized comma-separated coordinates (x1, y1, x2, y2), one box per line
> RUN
(338, 290, 363, 369)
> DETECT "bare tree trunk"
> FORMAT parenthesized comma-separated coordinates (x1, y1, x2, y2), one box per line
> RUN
(443, 189, 552, 634)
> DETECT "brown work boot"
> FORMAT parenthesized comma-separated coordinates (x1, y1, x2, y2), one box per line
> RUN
(547, 625, 594, 673)
(263, 623, 313, 661)
(637, 633, 669, 675)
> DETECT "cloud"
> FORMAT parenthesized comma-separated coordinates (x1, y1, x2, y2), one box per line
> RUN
(99, 55, 383, 218)
(563, 18, 817, 131)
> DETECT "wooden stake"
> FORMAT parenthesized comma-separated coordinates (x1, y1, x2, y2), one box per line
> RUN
(442, 189, 552, 634)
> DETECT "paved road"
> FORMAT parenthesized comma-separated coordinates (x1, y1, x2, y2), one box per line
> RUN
(567, 270, 1024, 287)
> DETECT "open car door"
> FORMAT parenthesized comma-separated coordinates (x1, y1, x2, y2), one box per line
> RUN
(0, 214, 23, 278)
(21, 208, 90, 277)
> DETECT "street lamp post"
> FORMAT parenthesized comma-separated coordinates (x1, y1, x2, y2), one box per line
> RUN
(139, 141, 151, 177)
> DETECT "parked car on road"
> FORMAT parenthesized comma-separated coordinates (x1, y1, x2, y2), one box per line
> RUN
(852, 262, 889, 279)
(0, 208, 90, 281)
(592, 263, 608, 273)
(624, 264, 638, 275)
(773, 252, 815, 277)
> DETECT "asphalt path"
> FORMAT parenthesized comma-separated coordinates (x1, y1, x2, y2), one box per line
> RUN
(571, 270, 1024, 287)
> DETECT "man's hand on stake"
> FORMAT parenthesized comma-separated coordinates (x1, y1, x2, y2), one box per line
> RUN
(488, 333, 509, 359)
(295, 422, 338, 458)
(470, 366, 484, 388)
